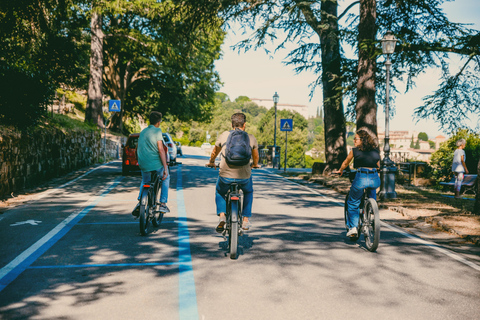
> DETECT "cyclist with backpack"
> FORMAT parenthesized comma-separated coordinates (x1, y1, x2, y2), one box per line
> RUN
(206, 113, 260, 232)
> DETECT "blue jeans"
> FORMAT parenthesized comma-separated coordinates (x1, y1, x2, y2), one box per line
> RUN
(215, 176, 254, 218)
(346, 170, 380, 229)
(138, 167, 170, 204)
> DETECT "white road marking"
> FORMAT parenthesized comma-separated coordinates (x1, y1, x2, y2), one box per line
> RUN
(10, 220, 42, 226)
(262, 169, 480, 272)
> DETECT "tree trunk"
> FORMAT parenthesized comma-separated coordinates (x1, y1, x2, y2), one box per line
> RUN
(473, 158, 480, 214)
(320, 0, 347, 172)
(85, 11, 104, 128)
(355, 0, 378, 138)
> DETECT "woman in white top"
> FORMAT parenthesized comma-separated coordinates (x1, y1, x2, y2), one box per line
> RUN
(452, 139, 469, 198)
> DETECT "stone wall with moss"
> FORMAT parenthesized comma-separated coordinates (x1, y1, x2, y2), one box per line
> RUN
(0, 128, 121, 198)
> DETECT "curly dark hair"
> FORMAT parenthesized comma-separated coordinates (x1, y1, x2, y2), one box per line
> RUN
(356, 129, 378, 151)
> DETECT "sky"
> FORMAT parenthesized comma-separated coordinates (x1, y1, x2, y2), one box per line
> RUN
(214, 0, 479, 139)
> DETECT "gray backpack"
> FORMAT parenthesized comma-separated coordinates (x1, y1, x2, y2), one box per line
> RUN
(224, 129, 252, 166)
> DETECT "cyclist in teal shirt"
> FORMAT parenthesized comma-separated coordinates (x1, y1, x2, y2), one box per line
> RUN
(132, 111, 170, 216)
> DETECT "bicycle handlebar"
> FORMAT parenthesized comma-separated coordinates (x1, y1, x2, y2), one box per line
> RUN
(205, 163, 261, 169)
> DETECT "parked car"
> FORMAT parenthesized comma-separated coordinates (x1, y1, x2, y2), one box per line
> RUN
(122, 132, 177, 175)
(175, 141, 183, 156)
(122, 133, 140, 175)
(162, 132, 177, 165)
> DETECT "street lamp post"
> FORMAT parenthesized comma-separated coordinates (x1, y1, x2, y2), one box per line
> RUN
(379, 31, 398, 199)
(273, 92, 279, 169)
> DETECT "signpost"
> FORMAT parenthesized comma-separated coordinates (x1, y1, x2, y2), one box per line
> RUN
(280, 119, 293, 172)
(105, 100, 121, 162)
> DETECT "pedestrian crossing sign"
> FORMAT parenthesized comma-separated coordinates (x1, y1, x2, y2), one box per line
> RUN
(109, 100, 121, 112)
(280, 119, 293, 131)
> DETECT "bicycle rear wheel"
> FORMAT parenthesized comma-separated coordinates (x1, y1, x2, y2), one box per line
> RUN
(151, 180, 162, 227)
(139, 188, 153, 236)
(363, 198, 380, 252)
(229, 200, 239, 259)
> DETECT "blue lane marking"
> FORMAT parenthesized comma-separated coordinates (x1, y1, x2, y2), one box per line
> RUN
(76, 221, 178, 225)
(28, 262, 177, 269)
(0, 177, 123, 292)
(177, 165, 199, 320)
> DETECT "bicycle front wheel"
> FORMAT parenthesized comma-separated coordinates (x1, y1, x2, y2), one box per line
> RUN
(363, 198, 380, 252)
(344, 192, 349, 231)
(229, 200, 239, 259)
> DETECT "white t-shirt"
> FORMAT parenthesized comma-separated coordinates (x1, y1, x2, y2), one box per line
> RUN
(452, 149, 466, 172)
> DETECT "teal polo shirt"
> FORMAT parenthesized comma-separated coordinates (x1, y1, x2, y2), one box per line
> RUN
(137, 125, 164, 172)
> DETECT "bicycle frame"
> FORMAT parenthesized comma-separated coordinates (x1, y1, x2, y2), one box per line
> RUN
(225, 183, 243, 259)
(344, 170, 381, 252)
(139, 171, 163, 235)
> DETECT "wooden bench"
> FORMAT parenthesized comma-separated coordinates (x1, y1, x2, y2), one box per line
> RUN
(439, 174, 477, 195)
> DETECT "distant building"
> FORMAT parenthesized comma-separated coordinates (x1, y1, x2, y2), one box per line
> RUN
(250, 98, 310, 119)
(376, 130, 447, 163)
(435, 135, 447, 149)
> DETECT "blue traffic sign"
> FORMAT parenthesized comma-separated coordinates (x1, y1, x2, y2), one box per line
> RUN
(109, 100, 121, 112)
(280, 119, 293, 131)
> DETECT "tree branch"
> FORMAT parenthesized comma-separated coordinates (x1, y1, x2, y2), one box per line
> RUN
(399, 43, 479, 56)
(104, 33, 148, 47)
(338, 1, 360, 20)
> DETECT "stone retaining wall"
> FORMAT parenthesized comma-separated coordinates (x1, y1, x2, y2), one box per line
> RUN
(0, 128, 123, 198)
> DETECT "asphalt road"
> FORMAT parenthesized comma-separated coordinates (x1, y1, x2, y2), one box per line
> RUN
(0, 147, 479, 319)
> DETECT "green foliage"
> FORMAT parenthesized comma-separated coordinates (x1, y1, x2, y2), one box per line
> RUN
(414, 139, 420, 149)
(257, 109, 309, 168)
(418, 132, 428, 141)
(235, 96, 251, 103)
(305, 155, 315, 168)
(0, 65, 53, 128)
(188, 127, 205, 144)
(429, 129, 480, 182)
(47, 113, 99, 132)
(215, 92, 230, 103)
(57, 89, 87, 111)
(306, 115, 325, 161)
(101, 0, 226, 130)
(0, 0, 89, 129)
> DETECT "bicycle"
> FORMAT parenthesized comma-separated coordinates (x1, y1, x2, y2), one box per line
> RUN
(342, 170, 381, 252)
(205, 164, 244, 259)
(206, 163, 260, 259)
(138, 170, 164, 236)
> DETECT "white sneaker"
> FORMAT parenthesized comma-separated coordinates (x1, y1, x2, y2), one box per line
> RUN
(346, 227, 358, 237)
(157, 203, 170, 213)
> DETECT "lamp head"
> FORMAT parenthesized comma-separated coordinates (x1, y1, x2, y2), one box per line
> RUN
(273, 92, 279, 104)
(381, 31, 398, 55)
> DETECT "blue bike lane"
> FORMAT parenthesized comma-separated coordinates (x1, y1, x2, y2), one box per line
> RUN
(0, 162, 199, 319)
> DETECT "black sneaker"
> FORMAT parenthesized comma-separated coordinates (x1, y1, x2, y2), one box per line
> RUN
(132, 202, 140, 217)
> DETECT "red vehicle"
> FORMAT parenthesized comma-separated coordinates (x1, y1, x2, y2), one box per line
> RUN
(122, 132, 173, 175)
(122, 133, 140, 175)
